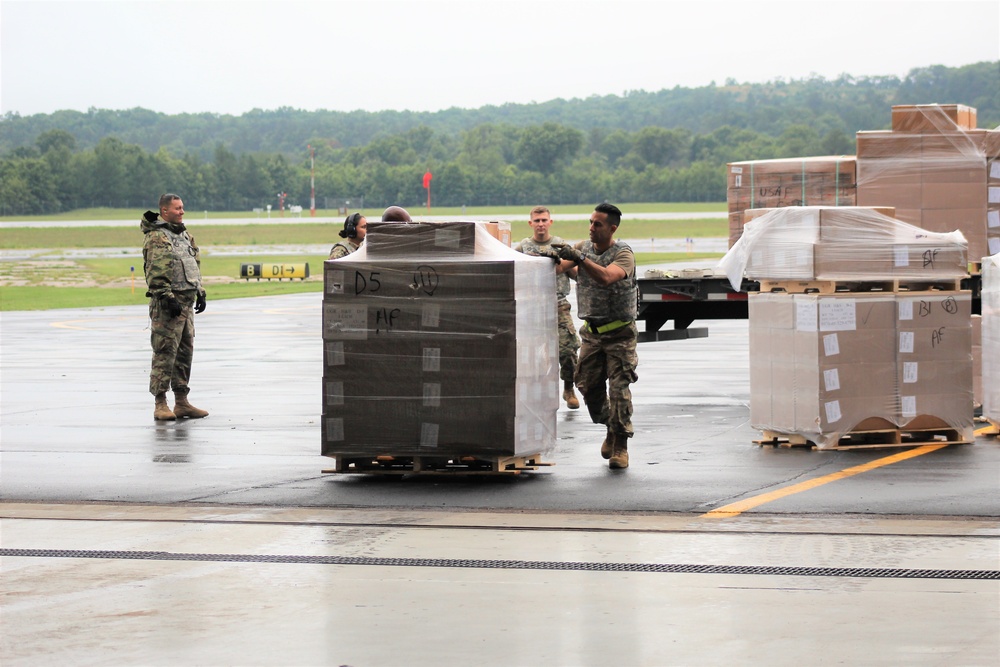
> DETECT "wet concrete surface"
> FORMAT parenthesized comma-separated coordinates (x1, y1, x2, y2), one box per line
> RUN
(3, 291, 999, 666)
(2, 291, 998, 517)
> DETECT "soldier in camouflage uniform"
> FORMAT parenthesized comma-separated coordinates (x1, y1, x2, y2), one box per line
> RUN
(141, 194, 209, 421)
(515, 206, 581, 409)
(329, 213, 367, 259)
(554, 203, 638, 469)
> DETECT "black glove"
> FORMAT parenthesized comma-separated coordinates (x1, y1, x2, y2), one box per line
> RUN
(552, 243, 584, 264)
(533, 248, 562, 264)
(161, 294, 183, 318)
(143, 210, 159, 223)
(195, 293, 207, 314)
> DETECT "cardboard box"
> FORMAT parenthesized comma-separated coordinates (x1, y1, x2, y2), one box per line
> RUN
(365, 221, 478, 258)
(891, 104, 977, 133)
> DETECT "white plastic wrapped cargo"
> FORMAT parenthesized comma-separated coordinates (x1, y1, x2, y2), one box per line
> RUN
(716, 206, 968, 291)
(982, 254, 1000, 425)
(320, 221, 559, 459)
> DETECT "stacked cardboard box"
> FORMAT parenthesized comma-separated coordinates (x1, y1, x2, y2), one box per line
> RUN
(720, 206, 968, 283)
(321, 222, 558, 459)
(982, 255, 1000, 425)
(987, 133, 1000, 258)
(727, 204, 975, 448)
(749, 290, 974, 449)
(857, 104, 999, 261)
(726, 156, 857, 246)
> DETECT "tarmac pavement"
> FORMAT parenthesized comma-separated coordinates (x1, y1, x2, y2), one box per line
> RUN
(2, 291, 999, 666)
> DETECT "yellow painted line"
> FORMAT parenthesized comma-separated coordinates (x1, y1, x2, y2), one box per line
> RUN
(974, 424, 998, 437)
(701, 444, 949, 519)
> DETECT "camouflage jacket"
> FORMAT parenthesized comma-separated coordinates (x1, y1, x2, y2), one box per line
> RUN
(516, 235, 573, 303)
(141, 214, 204, 299)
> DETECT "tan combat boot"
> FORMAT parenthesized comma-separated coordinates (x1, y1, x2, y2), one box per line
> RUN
(563, 383, 580, 410)
(173, 391, 209, 419)
(154, 393, 176, 421)
(609, 434, 629, 469)
(600, 429, 613, 459)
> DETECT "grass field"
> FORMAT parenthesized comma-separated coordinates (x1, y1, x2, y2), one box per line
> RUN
(0, 202, 726, 224)
(0, 205, 728, 311)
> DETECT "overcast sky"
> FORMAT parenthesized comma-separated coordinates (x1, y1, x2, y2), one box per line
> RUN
(2, 0, 997, 117)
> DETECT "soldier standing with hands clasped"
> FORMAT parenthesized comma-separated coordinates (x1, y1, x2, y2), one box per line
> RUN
(141, 193, 209, 421)
(515, 206, 581, 409)
(553, 203, 638, 469)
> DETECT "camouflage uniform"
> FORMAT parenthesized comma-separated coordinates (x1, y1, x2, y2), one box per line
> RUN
(329, 239, 360, 259)
(516, 236, 580, 382)
(141, 215, 205, 396)
(573, 240, 639, 439)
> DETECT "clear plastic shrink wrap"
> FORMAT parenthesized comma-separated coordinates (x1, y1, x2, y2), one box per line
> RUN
(718, 206, 974, 449)
(982, 254, 1000, 424)
(321, 221, 558, 458)
(717, 206, 968, 290)
(857, 103, 999, 261)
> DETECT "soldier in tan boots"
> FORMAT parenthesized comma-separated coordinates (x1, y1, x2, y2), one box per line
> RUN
(141, 193, 209, 421)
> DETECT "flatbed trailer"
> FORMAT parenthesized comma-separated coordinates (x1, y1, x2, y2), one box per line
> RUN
(636, 269, 982, 342)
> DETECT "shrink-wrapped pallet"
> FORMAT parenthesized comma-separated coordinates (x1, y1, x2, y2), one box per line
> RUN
(726, 156, 857, 246)
(983, 254, 1000, 425)
(856, 103, 999, 260)
(717, 206, 968, 288)
(321, 221, 558, 458)
(720, 204, 975, 449)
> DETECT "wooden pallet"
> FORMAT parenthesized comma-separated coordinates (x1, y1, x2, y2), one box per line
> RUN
(974, 418, 1000, 437)
(755, 427, 972, 451)
(322, 453, 554, 475)
(758, 278, 965, 295)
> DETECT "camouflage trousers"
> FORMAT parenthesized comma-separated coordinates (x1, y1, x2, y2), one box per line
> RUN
(574, 322, 638, 438)
(558, 301, 581, 383)
(148, 291, 197, 395)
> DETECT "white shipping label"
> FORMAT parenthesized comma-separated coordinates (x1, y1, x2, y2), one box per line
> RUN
(434, 228, 463, 248)
(989, 186, 1000, 204)
(819, 299, 857, 331)
(795, 300, 818, 332)
(903, 361, 919, 383)
(824, 400, 842, 424)
(423, 383, 441, 407)
(991, 161, 1000, 179)
(823, 333, 840, 356)
(420, 423, 439, 448)
(731, 166, 744, 174)
(894, 245, 910, 267)
(326, 342, 345, 366)
(899, 331, 915, 353)
(901, 396, 917, 418)
(324, 304, 368, 340)
(823, 368, 841, 392)
(326, 270, 346, 294)
(988, 210, 1000, 229)
(325, 418, 344, 442)
(422, 347, 441, 372)
(421, 303, 441, 328)
(325, 380, 345, 406)
(898, 299, 914, 321)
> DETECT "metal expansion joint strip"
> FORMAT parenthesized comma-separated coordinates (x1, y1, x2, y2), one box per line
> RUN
(2, 548, 998, 581)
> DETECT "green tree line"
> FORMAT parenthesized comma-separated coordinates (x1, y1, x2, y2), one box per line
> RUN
(1, 62, 997, 215)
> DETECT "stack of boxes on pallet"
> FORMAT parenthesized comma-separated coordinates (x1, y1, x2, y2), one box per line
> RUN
(983, 255, 1000, 429)
(726, 104, 1000, 261)
(321, 221, 558, 461)
(726, 156, 857, 246)
(720, 207, 974, 449)
(857, 104, 999, 261)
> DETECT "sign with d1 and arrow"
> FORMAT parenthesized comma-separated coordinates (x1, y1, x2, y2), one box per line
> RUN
(240, 263, 310, 281)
